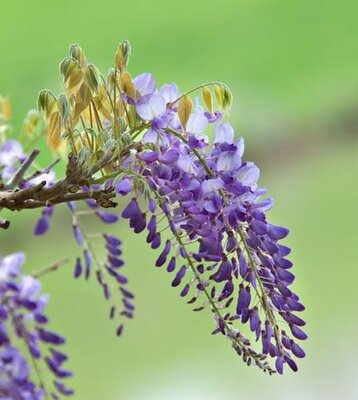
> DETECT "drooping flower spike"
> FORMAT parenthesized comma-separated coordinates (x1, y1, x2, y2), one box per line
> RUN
(0, 253, 73, 399)
(0, 41, 306, 397)
(40, 41, 305, 375)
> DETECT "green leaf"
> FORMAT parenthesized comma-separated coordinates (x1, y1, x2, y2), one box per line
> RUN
(178, 95, 193, 132)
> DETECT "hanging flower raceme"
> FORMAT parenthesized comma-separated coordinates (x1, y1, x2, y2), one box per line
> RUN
(0, 41, 306, 398)
(35, 42, 305, 375)
(0, 253, 73, 399)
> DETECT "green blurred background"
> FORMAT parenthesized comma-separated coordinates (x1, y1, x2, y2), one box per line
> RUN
(1, 0, 357, 398)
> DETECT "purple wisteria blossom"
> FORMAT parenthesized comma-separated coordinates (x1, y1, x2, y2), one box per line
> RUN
(0, 41, 306, 397)
(0, 253, 72, 399)
(116, 112, 306, 372)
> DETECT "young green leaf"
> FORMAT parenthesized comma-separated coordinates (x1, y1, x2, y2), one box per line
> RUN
(214, 84, 224, 108)
(120, 71, 136, 101)
(115, 40, 131, 71)
(69, 44, 87, 69)
(202, 86, 213, 113)
(178, 95, 193, 132)
(46, 111, 61, 151)
(60, 57, 83, 97)
(38, 90, 57, 119)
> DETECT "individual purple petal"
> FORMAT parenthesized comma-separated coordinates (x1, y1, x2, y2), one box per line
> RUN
(249, 307, 259, 332)
(278, 244, 291, 256)
(158, 149, 179, 164)
(84, 250, 91, 280)
(54, 381, 74, 396)
(235, 162, 260, 187)
(38, 329, 65, 345)
(142, 128, 160, 144)
(50, 349, 68, 364)
(282, 312, 306, 327)
(180, 284, 190, 297)
(186, 111, 208, 134)
(216, 150, 242, 172)
(108, 256, 124, 268)
(155, 240, 171, 267)
(239, 253, 248, 278)
(116, 324, 124, 336)
(19, 276, 41, 300)
(103, 234, 122, 247)
(166, 257, 176, 272)
(211, 259, 232, 282)
(290, 325, 308, 340)
(34, 216, 50, 236)
(220, 280, 234, 299)
(205, 110, 222, 123)
(120, 287, 134, 299)
(176, 153, 199, 175)
(187, 133, 209, 149)
(29, 340, 42, 358)
(136, 93, 166, 121)
(0, 140, 25, 166)
(291, 341, 306, 358)
(151, 233, 161, 249)
(267, 224, 290, 240)
(106, 244, 122, 256)
(275, 356, 284, 374)
(72, 223, 83, 245)
(250, 219, 267, 235)
(201, 178, 224, 195)
(236, 284, 247, 313)
(67, 201, 76, 212)
(116, 178, 133, 196)
(214, 122, 234, 144)
(148, 199, 156, 213)
(45, 357, 72, 378)
(138, 150, 158, 163)
(122, 198, 141, 219)
(160, 83, 179, 103)
(171, 265, 187, 287)
(95, 211, 119, 224)
(285, 356, 298, 372)
(133, 72, 156, 96)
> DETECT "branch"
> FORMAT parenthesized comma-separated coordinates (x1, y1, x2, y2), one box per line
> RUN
(0, 185, 117, 211)
(32, 258, 69, 279)
(5, 149, 41, 189)
(0, 152, 118, 216)
(23, 157, 61, 184)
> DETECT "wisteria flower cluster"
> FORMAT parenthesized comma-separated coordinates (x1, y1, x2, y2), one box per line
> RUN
(0, 253, 72, 399)
(0, 41, 306, 398)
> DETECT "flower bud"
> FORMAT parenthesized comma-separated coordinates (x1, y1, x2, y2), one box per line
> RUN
(120, 71, 136, 101)
(202, 86, 213, 113)
(115, 40, 131, 71)
(178, 95, 193, 132)
(69, 43, 87, 68)
(85, 64, 100, 93)
(38, 90, 57, 119)
(57, 94, 71, 125)
(60, 57, 83, 96)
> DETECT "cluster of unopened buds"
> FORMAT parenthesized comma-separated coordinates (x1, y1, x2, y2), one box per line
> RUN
(0, 41, 306, 398)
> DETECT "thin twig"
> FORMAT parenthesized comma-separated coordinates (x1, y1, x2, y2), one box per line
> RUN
(23, 158, 61, 183)
(0, 188, 117, 210)
(32, 258, 69, 279)
(5, 149, 40, 189)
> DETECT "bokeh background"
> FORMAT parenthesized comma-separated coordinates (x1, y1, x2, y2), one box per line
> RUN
(1, 0, 357, 399)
